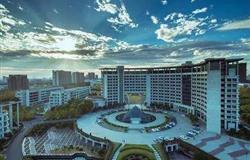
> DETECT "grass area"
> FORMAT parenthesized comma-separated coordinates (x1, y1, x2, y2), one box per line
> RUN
(0, 154, 5, 160)
(99, 118, 128, 132)
(152, 143, 170, 160)
(144, 116, 170, 132)
(240, 87, 250, 124)
(227, 127, 250, 141)
(105, 142, 122, 160)
(117, 144, 156, 160)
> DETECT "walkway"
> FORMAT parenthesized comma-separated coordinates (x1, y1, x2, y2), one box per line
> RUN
(150, 145, 161, 160)
(77, 110, 194, 144)
(188, 132, 250, 160)
(112, 144, 124, 160)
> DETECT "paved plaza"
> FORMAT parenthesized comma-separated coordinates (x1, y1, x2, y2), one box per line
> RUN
(77, 109, 250, 160)
(77, 110, 194, 144)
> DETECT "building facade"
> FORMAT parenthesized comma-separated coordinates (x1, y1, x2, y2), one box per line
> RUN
(0, 101, 20, 139)
(49, 86, 90, 107)
(72, 72, 85, 84)
(87, 72, 96, 80)
(52, 70, 72, 86)
(8, 75, 29, 91)
(16, 87, 63, 107)
(101, 58, 244, 134)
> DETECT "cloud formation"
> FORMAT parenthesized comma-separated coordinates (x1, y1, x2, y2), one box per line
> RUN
(95, 0, 138, 31)
(217, 18, 250, 31)
(150, 16, 159, 24)
(154, 8, 217, 43)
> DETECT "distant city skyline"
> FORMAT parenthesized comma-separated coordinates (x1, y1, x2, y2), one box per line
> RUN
(0, 0, 250, 78)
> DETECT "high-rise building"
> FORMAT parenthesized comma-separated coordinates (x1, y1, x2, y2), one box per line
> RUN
(72, 72, 85, 84)
(239, 63, 248, 83)
(101, 58, 244, 134)
(87, 72, 96, 80)
(7, 75, 29, 91)
(52, 70, 72, 86)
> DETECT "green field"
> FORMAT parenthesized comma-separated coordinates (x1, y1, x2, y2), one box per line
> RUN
(117, 144, 156, 160)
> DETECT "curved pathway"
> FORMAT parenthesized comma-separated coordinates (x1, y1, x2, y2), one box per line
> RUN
(105, 111, 166, 129)
(77, 110, 194, 144)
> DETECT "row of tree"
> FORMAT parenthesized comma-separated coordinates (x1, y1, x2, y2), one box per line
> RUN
(240, 87, 250, 124)
(44, 99, 93, 120)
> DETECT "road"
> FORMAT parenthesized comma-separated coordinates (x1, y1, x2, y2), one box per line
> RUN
(5, 116, 44, 160)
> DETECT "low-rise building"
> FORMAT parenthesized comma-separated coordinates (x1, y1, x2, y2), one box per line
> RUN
(49, 86, 90, 108)
(85, 96, 106, 108)
(16, 87, 63, 107)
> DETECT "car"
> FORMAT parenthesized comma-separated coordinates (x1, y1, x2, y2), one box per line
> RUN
(169, 122, 176, 126)
(180, 135, 189, 140)
(186, 133, 194, 138)
(191, 129, 200, 134)
(188, 131, 196, 136)
(158, 136, 164, 140)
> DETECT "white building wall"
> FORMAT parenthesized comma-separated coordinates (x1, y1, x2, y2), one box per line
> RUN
(146, 75, 151, 106)
(206, 70, 221, 133)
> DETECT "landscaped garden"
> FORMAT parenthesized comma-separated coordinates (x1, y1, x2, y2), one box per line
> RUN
(117, 144, 156, 160)
(99, 118, 128, 132)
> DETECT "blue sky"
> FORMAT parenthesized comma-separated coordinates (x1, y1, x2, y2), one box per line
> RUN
(0, 0, 250, 78)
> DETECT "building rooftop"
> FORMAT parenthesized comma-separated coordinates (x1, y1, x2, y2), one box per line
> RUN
(100, 58, 244, 71)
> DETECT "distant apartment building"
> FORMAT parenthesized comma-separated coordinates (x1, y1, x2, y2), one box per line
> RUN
(52, 70, 72, 86)
(49, 86, 90, 107)
(72, 72, 85, 84)
(0, 101, 20, 139)
(2, 76, 8, 83)
(101, 58, 244, 134)
(16, 87, 63, 107)
(87, 72, 96, 80)
(8, 75, 29, 91)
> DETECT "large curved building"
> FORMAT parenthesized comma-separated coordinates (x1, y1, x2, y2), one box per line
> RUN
(101, 58, 244, 134)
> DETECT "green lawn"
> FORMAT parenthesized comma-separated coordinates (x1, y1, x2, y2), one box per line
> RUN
(117, 144, 156, 160)
(100, 118, 128, 132)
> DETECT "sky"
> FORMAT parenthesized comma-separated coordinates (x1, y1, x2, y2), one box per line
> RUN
(0, 0, 250, 78)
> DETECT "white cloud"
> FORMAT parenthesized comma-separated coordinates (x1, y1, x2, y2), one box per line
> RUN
(146, 10, 150, 15)
(18, 5, 23, 11)
(191, 0, 196, 3)
(211, 19, 217, 23)
(156, 11, 216, 42)
(161, 0, 168, 5)
(53, 9, 59, 14)
(95, 0, 118, 14)
(217, 18, 250, 31)
(95, 0, 138, 30)
(0, 4, 26, 33)
(150, 16, 159, 24)
(192, 7, 207, 14)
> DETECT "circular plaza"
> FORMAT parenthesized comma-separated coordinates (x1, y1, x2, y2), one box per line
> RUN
(77, 104, 195, 145)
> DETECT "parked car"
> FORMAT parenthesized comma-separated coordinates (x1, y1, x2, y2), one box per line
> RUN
(180, 135, 189, 140)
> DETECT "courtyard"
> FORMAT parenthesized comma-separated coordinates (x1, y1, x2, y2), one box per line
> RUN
(77, 106, 195, 145)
